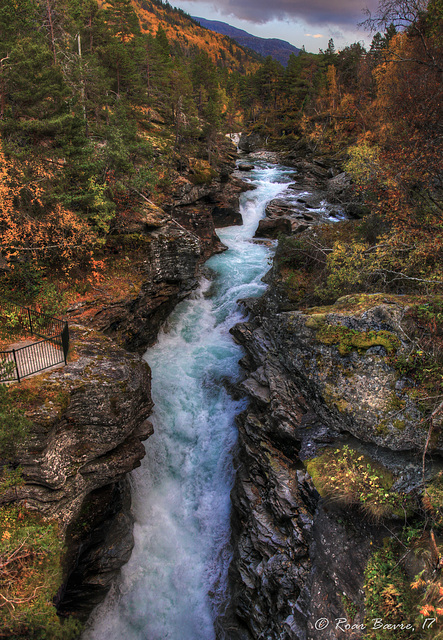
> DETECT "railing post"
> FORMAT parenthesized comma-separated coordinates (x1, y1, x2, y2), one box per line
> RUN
(12, 348, 20, 383)
(62, 322, 69, 364)
(28, 307, 33, 336)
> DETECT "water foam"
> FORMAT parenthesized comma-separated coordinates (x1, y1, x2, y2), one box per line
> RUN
(83, 160, 292, 640)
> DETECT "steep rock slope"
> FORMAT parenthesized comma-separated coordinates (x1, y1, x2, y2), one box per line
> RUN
(5, 327, 153, 619)
(229, 286, 438, 639)
(226, 158, 441, 638)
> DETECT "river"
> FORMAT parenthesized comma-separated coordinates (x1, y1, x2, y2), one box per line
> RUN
(84, 158, 295, 640)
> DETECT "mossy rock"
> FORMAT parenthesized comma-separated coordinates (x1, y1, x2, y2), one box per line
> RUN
(305, 313, 327, 330)
(316, 323, 401, 356)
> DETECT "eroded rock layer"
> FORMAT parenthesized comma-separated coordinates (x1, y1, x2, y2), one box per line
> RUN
(228, 285, 439, 639)
(226, 155, 442, 640)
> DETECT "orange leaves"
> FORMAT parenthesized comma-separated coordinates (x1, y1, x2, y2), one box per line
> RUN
(420, 603, 436, 617)
(0, 137, 102, 280)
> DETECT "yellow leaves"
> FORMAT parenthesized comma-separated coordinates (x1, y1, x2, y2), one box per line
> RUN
(411, 577, 426, 590)
(0, 135, 105, 279)
(381, 583, 403, 612)
(345, 142, 383, 187)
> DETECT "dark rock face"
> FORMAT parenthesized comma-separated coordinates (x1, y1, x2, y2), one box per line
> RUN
(255, 216, 292, 238)
(282, 143, 368, 219)
(9, 327, 154, 620)
(238, 132, 265, 153)
(306, 506, 378, 640)
(227, 285, 436, 638)
(212, 206, 243, 227)
(92, 226, 203, 352)
(58, 479, 135, 621)
(209, 175, 254, 228)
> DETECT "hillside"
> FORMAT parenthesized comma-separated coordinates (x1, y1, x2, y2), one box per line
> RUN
(131, 0, 261, 72)
(193, 16, 301, 66)
(0, 0, 258, 308)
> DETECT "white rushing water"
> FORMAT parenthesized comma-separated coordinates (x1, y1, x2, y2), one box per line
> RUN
(84, 159, 294, 640)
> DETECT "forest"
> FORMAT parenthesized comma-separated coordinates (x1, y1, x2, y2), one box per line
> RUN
(0, 0, 441, 308)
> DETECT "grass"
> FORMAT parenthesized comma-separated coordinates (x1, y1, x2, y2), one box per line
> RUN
(0, 505, 82, 639)
(0, 385, 32, 461)
(306, 445, 409, 520)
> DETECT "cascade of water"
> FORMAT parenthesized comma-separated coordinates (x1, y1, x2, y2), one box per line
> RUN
(84, 160, 294, 640)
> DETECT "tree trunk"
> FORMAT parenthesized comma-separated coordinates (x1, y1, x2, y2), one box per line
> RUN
(46, 0, 57, 65)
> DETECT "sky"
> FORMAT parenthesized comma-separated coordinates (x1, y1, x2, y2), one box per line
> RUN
(170, 0, 380, 53)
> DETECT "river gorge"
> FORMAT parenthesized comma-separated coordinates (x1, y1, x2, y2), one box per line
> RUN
(81, 146, 436, 640)
(83, 158, 299, 639)
(10, 148, 436, 640)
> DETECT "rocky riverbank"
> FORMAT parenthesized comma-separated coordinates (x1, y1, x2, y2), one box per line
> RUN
(228, 287, 440, 640)
(2, 142, 252, 626)
(4, 326, 153, 619)
(226, 139, 442, 639)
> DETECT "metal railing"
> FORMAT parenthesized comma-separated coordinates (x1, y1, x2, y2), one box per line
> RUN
(0, 299, 69, 383)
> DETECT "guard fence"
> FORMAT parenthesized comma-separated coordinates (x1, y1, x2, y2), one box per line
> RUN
(0, 299, 69, 383)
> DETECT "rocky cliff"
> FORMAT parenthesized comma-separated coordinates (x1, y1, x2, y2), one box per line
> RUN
(226, 148, 442, 639)
(4, 326, 153, 619)
(68, 144, 250, 355)
(228, 284, 440, 639)
(2, 146, 250, 626)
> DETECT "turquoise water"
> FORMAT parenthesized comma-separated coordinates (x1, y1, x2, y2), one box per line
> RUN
(84, 160, 294, 640)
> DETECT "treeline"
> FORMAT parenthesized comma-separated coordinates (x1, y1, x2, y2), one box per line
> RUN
(0, 0, 248, 295)
(241, 0, 442, 299)
(1, 0, 441, 302)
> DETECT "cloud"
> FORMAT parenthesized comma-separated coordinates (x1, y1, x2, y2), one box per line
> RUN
(189, 0, 378, 28)
(305, 33, 324, 38)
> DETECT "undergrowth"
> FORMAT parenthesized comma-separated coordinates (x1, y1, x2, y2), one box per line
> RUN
(364, 539, 417, 639)
(306, 445, 411, 520)
(276, 217, 443, 310)
(0, 506, 82, 639)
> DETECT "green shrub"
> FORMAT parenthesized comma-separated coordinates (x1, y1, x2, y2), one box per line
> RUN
(0, 506, 82, 639)
(306, 446, 408, 520)
(0, 385, 31, 461)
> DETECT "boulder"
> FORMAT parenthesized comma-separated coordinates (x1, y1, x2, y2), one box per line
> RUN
(238, 132, 264, 153)
(255, 217, 292, 238)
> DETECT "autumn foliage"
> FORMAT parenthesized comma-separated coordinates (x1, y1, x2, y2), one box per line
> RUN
(0, 140, 103, 281)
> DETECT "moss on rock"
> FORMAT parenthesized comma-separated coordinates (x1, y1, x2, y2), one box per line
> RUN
(316, 323, 401, 356)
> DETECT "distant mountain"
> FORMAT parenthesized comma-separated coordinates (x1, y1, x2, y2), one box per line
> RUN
(193, 17, 301, 66)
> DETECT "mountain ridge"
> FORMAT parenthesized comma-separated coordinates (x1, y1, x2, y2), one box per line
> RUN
(193, 16, 301, 66)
